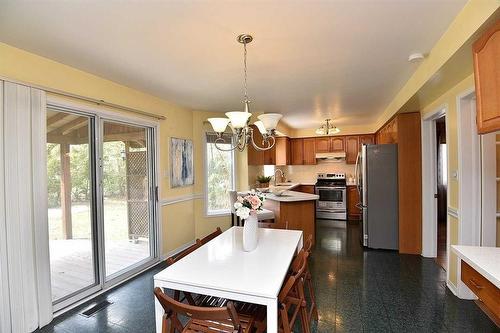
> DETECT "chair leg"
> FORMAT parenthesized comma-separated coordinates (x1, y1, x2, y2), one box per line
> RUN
(231, 213, 234, 227)
(306, 270, 318, 321)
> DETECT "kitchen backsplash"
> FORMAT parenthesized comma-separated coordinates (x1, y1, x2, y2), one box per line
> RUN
(277, 161, 356, 183)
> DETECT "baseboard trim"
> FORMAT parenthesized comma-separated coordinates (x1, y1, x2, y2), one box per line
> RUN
(446, 280, 458, 296)
(161, 193, 203, 206)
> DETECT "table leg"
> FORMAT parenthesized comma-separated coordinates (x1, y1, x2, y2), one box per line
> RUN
(266, 299, 278, 333)
(154, 282, 163, 333)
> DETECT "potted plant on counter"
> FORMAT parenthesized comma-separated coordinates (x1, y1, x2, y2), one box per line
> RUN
(256, 175, 272, 188)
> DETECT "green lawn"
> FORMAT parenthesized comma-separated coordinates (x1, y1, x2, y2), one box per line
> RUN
(48, 199, 131, 240)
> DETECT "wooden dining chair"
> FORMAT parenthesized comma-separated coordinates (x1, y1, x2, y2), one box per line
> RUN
(302, 235, 318, 322)
(197, 227, 222, 245)
(154, 287, 256, 333)
(165, 241, 203, 305)
(246, 250, 310, 333)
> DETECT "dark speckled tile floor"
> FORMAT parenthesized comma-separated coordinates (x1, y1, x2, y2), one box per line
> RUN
(36, 221, 499, 333)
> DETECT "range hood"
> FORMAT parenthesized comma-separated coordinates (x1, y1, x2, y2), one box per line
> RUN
(315, 151, 346, 162)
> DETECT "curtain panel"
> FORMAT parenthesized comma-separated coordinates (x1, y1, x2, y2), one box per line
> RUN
(0, 81, 52, 333)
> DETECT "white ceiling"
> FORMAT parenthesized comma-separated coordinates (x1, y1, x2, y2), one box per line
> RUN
(0, 0, 467, 129)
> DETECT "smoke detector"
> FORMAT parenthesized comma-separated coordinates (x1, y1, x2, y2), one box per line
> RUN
(408, 53, 425, 63)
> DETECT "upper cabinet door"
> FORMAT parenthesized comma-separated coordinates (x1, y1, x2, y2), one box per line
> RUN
(345, 136, 359, 164)
(330, 137, 345, 152)
(291, 138, 304, 165)
(303, 138, 317, 165)
(247, 125, 265, 165)
(474, 20, 500, 134)
(275, 137, 290, 165)
(315, 137, 330, 153)
(359, 134, 375, 149)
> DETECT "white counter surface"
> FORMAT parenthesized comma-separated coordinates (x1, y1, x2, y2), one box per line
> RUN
(264, 190, 319, 202)
(451, 245, 500, 289)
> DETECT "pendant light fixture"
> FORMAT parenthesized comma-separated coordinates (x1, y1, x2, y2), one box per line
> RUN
(208, 34, 282, 152)
(315, 118, 340, 135)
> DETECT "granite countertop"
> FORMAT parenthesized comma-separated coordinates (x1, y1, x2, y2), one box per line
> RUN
(451, 245, 500, 288)
(264, 190, 319, 202)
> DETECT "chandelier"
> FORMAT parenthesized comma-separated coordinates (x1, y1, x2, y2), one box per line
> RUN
(208, 34, 282, 152)
(315, 119, 340, 135)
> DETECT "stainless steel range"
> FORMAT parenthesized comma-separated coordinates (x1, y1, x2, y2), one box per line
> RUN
(315, 173, 347, 220)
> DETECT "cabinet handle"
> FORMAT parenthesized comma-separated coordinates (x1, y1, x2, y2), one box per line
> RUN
(469, 278, 484, 290)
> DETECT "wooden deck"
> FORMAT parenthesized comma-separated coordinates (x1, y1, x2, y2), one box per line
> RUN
(50, 239, 149, 301)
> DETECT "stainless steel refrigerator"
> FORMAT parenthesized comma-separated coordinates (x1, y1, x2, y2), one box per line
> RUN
(355, 144, 399, 250)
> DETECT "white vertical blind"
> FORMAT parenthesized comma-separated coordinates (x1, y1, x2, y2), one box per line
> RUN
(31, 89, 52, 327)
(0, 81, 53, 332)
(0, 80, 12, 333)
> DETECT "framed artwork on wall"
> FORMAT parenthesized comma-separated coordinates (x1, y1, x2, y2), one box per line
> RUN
(170, 137, 194, 188)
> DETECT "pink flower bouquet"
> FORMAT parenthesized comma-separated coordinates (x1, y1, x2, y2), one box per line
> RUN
(234, 191, 265, 220)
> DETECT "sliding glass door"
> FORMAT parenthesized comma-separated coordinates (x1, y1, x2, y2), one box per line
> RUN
(47, 108, 99, 303)
(101, 120, 155, 279)
(46, 107, 158, 309)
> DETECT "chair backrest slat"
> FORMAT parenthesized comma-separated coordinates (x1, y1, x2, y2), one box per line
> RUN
(198, 227, 222, 245)
(154, 288, 241, 331)
(166, 240, 202, 265)
(279, 250, 308, 302)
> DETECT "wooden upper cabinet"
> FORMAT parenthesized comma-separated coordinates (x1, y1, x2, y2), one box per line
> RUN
(247, 125, 264, 165)
(345, 136, 359, 164)
(315, 137, 330, 153)
(263, 144, 276, 165)
(330, 137, 345, 152)
(474, 20, 500, 134)
(303, 138, 316, 165)
(359, 134, 375, 149)
(290, 138, 304, 165)
(275, 137, 290, 165)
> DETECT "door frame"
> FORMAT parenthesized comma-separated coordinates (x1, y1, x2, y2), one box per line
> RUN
(46, 95, 161, 312)
(456, 87, 481, 299)
(421, 105, 448, 258)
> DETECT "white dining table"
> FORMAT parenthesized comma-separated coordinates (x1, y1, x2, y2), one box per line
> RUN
(153, 226, 303, 333)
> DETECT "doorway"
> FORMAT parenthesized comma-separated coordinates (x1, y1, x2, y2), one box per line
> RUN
(435, 116, 447, 270)
(46, 105, 159, 311)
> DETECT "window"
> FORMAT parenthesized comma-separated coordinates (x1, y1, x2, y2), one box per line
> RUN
(205, 132, 235, 215)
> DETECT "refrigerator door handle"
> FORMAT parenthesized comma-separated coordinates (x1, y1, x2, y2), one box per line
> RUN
(355, 152, 361, 197)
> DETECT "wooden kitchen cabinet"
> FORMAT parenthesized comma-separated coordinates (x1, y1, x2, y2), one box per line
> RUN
(303, 138, 316, 165)
(359, 134, 375, 148)
(331, 137, 345, 152)
(345, 136, 359, 164)
(315, 136, 345, 153)
(347, 185, 362, 220)
(315, 137, 330, 153)
(375, 112, 422, 254)
(296, 185, 316, 194)
(275, 137, 290, 165)
(248, 133, 290, 166)
(290, 138, 304, 165)
(247, 125, 264, 165)
(474, 20, 500, 134)
(461, 261, 500, 323)
(263, 144, 276, 165)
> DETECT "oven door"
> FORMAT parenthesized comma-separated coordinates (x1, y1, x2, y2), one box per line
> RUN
(315, 187, 346, 211)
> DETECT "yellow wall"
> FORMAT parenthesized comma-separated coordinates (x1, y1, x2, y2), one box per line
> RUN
(374, 0, 499, 131)
(0, 42, 207, 255)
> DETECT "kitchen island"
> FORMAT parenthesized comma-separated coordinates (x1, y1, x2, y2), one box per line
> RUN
(263, 191, 319, 245)
(452, 245, 500, 325)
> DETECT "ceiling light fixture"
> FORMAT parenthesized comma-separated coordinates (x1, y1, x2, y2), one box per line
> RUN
(315, 118, 340, 135)
(208, 34, 282, 152)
